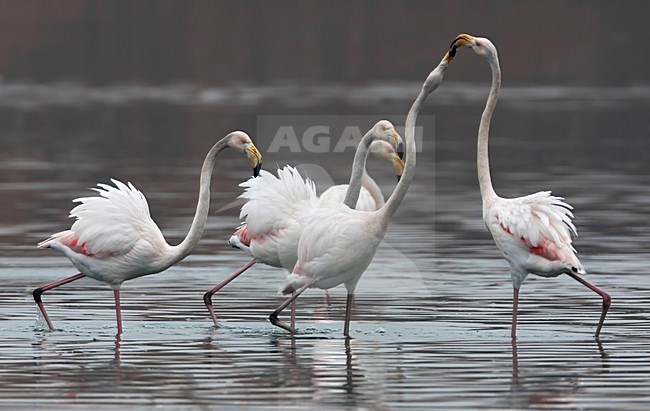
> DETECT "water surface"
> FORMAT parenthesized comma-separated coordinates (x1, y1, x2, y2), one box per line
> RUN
(1, 82, 649, 409)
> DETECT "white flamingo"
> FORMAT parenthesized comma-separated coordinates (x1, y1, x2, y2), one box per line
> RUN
(269, 50, 454, 336)
(203, 121, 403, 325)
(34, 131, 262, 334)
(451, 33, 611, 339)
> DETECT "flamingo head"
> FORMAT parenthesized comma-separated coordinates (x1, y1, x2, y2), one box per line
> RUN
(369, 139, 405, 182)
(228, 131, 263, 177)
(372, 120, 401, 148)
(449, 33, 497, 59)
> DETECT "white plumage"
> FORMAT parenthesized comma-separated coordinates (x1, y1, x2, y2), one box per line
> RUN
(232, 166, 319, 269)
(38, 179, 170, 286)
(281, 205, 383, 294)
(493, 191, 577, 245)
(71, 180, 165, 256)
(239, 167, 318, 241)
(486, 192, 583, 288)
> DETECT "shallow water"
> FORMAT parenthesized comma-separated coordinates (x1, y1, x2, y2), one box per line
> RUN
(1, 82, 649, 409)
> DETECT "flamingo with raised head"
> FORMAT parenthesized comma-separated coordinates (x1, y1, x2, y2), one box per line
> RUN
(203, 121, 403, 325)
(451, 33, 611, 339)
(269, 50, 454, 336)
(34, 131, 262, 334)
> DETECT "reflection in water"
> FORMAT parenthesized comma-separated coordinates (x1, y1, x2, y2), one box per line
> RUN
(507, 339, 612, 410)
(264, 337, 365, 406)
(311, 338, 359, 404)
(114, 333, 121, 364)
(0, 314, 645, 409)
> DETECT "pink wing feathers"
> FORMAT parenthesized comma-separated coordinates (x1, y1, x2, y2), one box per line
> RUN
(38, 179, 166, 258)
(495, 191, 581, 267)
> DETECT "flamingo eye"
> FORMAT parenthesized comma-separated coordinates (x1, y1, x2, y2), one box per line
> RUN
(571, 267, 578, 273)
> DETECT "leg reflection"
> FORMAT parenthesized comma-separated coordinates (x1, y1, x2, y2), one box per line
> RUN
(113, 333, 121, 365)
(595, 337, 610, 371)
(511, 339, 518, 382)
(344, 337, 354, 394)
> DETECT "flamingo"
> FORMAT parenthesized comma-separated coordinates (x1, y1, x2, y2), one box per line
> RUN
(203, 121, 403, 325)
(451, 34, 611, 339)
(268, 50, 454, 336)
(34, 131, 262, 334)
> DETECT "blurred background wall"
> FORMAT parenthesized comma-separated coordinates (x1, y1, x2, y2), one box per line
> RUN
(0, 0, 647, 86)
(0, 0, 648, 249)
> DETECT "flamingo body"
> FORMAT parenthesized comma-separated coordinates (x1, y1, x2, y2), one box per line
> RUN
(485, 191, 583, 288)
(38, 180, 172, 288)
(230, 166, 318, 270)
(282, 206, 384, 293)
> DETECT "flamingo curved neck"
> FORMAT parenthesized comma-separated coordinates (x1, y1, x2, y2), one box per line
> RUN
(172, 137, 231, 262)
(478, 53, 501, 208)
(361, 170, 385, 209)
(343, 130, 379, 209)
(381, 57, 448, 219)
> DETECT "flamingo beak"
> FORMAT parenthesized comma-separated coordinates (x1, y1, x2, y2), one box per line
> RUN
(389, 129, 402, 148)
(444, 34, 476, 62)
(450, 33, 476, 49)
(449, 33, 476, 53)
(245, 143, 263, 177)
(391, 153, 404, 182)
(396, 141, 404, 161)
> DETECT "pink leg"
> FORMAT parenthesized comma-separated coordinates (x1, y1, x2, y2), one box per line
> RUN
(324, 290, 331, 306)
(33, 273, 86, 331)
(343, 292, 354, 337)
(511, 287, 519, 340)
(269, 280, 315, 334)
(113, 289, 123, 334)
(203, 258, 256, 325)
(567, 272, 611, 337)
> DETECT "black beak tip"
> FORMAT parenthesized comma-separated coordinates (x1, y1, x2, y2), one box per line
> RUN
(397, 175, 401, 183)
(449, 46, 457, 58)
(450, 36, 464, 49)
(397, 142, 405, 160)
(253, 163, 262, 177)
